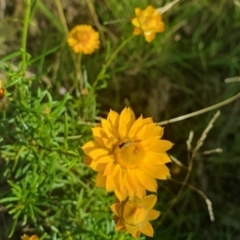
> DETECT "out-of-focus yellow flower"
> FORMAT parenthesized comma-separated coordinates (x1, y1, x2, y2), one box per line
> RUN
(82, 107, 173, 201)
(111, 195, 160, 238)
(0, 80, 5, 100)
(131, 6, 165, 43)
(67, 25, 100, 54)
(21, 234, 38, 240)
(0, 80, 10, 111)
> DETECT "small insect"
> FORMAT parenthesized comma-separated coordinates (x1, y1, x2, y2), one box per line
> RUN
(118, 141, 135, 148)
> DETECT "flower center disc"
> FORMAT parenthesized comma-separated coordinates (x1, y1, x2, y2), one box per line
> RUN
(75, 31, 90, 44)
(113, 140, 145, 168)
(122, 202, 147, 226)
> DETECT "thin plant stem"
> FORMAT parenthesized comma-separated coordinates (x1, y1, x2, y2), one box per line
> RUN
(54, 0, 69, 34)
(21, 0, 32, 76)
(93, 35, 134, 88)
(119, 232, 127, 240)
(97, 231, 111, 240)
(104, 18, 130, 25)
(158, 112, 219, 226)
(157, 90, 240, 125)
(76, 53, 83, 95)
(77, 89, 240, 127)
(53, 0, 79, 87)
(33, 141, 79, 158)
(169, 178, 215, 221)
(86, 0, 106, 46)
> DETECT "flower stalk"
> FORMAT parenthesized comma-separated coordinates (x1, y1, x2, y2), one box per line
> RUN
(21, 0, 32, 76)
(92, 35, 134, 88)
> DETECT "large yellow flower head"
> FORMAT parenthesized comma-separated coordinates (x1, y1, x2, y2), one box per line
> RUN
(21, 234, 38, 240)
(131, 6, 165, 43)
(82, 107, 173, 201)
(67, 25, 100, 54)
(111, 195, 160, 238)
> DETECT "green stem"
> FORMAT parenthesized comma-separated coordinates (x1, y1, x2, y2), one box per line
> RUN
(97, 231, 111, 240)
(34, 142, 79, 158)
(21, 0, 32, 76)
(93, 35, 134, 89)
(157, 90, 240, 125)
(119, 232, 127, 240)
(76, 53, 83, 95)
(54, 0, 69, 34)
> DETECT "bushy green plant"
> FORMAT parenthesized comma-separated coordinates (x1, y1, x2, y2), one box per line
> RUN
(1, 0, 240, 240)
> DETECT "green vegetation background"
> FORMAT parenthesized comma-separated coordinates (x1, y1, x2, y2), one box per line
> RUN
(0, 0, 240, 239)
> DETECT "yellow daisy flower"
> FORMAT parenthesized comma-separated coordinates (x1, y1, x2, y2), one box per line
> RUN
(67, 25, 100, 54)
(131, 6, 165, 43)
(21, 234, 38, 240)
(82, 107, 173, 201)
(111, 194, 160, 238)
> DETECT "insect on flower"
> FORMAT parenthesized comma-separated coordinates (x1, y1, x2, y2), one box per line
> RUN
(82, 107, 173, 201)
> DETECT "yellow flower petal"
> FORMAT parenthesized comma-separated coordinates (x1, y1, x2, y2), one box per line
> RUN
(116, 168, 126, 191)
(133, 27, 142, 35)
(22, 235, 30, 240)
(82, 140, 100, 154)
(89, 160, 108, 171)
(136, 170, 157, 192)
(145, 6, 155, 14)
(144, 152, 172, 164)
(143, 195, 157, 211)
(140, 221, 154, 237)
(110, 203, 119, 216)
(116, 219, 126, 231)
(131, 18, 140, 27)
(145, 32, 156, 43)
(135, 8, 141, 16)
(125, 225, 140, 239)
(107, 109, 120, 129)
(128, 116, 152, 138)
(118, 107, 136, 138)
(21, 235, 38, 240)
(139, 162, 170, 179)
(103, 161, 115, 176)
(106, 176, 116, 192)
(83, 156, 92, 165)
(147, 209, 160, 220)
(101, 118, 119, 139)
(95, 173, 106, 187)
(92, 127, 113, 149)
(30, 236, 38, 240)
(145, 139, 173, 152)
(126, 169, 145, 199)
(87, 148, 109, 159)
(125, 182, 136, 198)
(115, 185, 128, 201)
(111, 163, 121, 177)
